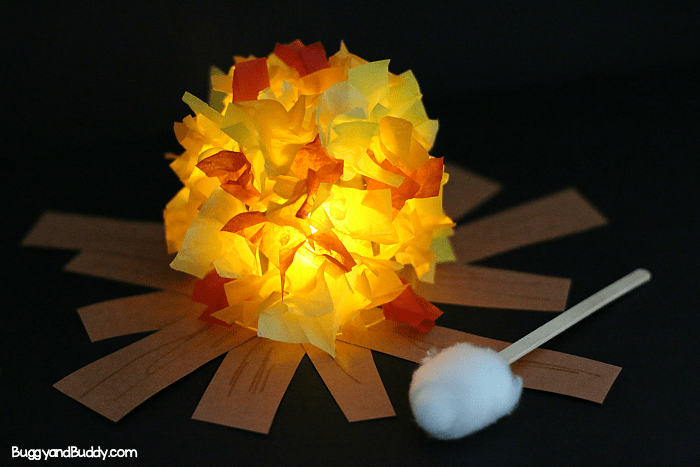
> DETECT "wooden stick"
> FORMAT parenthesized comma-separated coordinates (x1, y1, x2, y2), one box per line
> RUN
(499, 269, 651, 365)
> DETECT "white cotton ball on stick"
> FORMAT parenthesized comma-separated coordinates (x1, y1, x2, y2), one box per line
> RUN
(408, 269, 652, 440)
(409, 343, 522, 440)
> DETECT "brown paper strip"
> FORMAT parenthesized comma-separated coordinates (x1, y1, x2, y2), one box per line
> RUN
(78, 291, 206, 342)
(64, 249, 195, 294)
(22, 211, 167, 260)
(54, 317, 256, 421)
(339, 320, 620, 403)
(442, 162, 502, 221)
(192, 338, 305, 434)
(411, 263, 571, 311)
(450, 188, 608, 263)
(303, 341, 395, 422)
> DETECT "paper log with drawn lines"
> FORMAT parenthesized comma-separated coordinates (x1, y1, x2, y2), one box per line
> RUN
(24, 164, 616, 430)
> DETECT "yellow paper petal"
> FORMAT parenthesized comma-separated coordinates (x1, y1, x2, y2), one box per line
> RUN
(183, 91, 224, 127)
(355, 153, 405, 188)
(348, 59, 390, 110)
(257, 270, 338, 356)
(431, 235, 456, 263)
(324, 185, 395, 243)
(163, 187, 197, 254)
(170, 187, 253, 278)
(317, 81, 368, 146)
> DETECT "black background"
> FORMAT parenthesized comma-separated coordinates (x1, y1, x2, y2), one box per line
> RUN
(3, 2, 699, 465)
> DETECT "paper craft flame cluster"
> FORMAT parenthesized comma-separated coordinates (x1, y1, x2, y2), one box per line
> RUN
(21, 40, 619, 435)
(164, 41, 454, 356)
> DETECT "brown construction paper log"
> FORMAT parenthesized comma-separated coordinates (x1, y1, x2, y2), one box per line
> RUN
(450, 188, 608, 263)
(78, 291, 205, 342)
(442, 162, 501, 221)
(192, 338, 305, 434)
(304, 341, 396, 422)
(22, 211, 166, 259)
(64, 249, 195, 294)
(409, 263, 571, 311)
(339, 320, 620, 404)
(54, 317, 256, 422)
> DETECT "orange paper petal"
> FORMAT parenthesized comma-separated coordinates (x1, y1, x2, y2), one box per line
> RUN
(296, 66, 346, 95)
(365, 155, 420, 212)
(196, 150, 261, 205)
(232, 57, 270, 102)
(274, 40, 306, 75)
(381, 282, 443, 332)
(291, 135, 344, 219)
(221, 211, 267, 235)
(309, 229, 357, 272)
(277, 235, 307, 297)
(296, 169, 321, 219)
(404, 157, 444, 199)
(191, 270, 234, 326)
(365, 153, 443, 212)
(299, 42, 330, 75)
(290, 135, 344, 182)
(274, 40, 329, 77)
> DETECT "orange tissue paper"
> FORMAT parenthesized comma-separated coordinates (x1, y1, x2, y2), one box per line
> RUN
(165, 40, 455, 356)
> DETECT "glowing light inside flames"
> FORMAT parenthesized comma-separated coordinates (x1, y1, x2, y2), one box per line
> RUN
(165, 41, 455, 355)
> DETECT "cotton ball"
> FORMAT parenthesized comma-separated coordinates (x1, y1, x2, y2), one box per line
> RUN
(409, 343, 523, 439)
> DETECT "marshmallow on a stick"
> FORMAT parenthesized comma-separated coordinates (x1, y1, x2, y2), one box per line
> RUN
(410, 269, 651, 439)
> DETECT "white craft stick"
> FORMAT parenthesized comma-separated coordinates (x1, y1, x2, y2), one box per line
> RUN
(499, 268, 651, 365)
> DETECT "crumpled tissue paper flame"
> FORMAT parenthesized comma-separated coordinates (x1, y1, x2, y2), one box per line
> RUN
(164, 40, 454, 356)
(24, 41, 623, 435)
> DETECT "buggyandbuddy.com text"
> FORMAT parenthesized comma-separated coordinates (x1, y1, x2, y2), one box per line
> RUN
(12, 446, 137, 461)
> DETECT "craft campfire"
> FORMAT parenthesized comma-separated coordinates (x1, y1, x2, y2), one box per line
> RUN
(22, 41, 645, 439)
(165, 40, 454, 357)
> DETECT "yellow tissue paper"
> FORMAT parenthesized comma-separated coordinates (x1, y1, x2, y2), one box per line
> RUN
(165, 41, 454, 356)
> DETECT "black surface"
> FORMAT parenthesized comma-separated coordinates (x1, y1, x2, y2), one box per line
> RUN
(3, 3, 699, 466)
